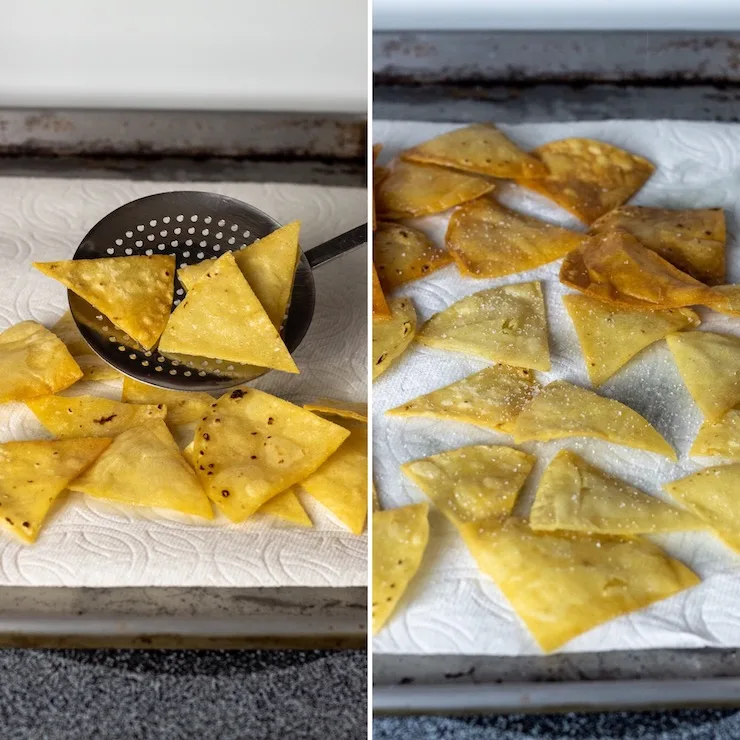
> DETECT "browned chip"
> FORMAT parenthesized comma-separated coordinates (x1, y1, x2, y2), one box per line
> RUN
(372, 264, 392, 319)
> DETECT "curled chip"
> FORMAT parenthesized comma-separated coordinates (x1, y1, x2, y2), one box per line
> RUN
(0, 321, 82, 403)
(516, 138, 654, 224)
(372, 503, 429, 634)
(511, 380, 675, 459)
(260, 488, 312, 528)
(416, 282, 550, 371)
(402, 445, 534, 526)
(445, 198, 584, 278)
(122, 378, 214, 427)
(375, 160, 495, 220)
(691, 409, 740, 460)
(401, 123, 547, 179)
(373, 297, 416, 380)
(590, 206, 726, 285)
(563, 293, 700, 386)
(530, 450, 702, 535)
(374, 221, 452, 290)
(372, 264, 391, 320)
(303, 399, 368, 423)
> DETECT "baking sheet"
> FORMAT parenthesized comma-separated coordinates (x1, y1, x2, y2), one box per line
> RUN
(373, 119, 740, 655)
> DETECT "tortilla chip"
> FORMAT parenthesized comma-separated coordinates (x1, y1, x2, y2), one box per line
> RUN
(564, 294, 700, 386)
(50, 312, 120, 381)
(416, 282, 550, 371)
(303, 399, 368, 423)
(260, 488, 312, 527)
(402, 123, 547, 179)
(590, 206, 726, 285)
(301, 422, 368, 534)
(372, 264, 392, 319)
(460, 517, 698, 652)
(511, 381, 675, 459)
(0, 437, 111, 543)
(158, 251, 298, 373)
(374, 221, 452, 290)
(122, 377, 213, 427)
(70, 420, 212, 518)
(373, 297, 416, 380)
(372, 503, 430, 634)
(34, 255, 175, 350)
(706, 284, 740, 317)
(0, 321, 82, 403)
(516, 138, 654, 224)
(27, 395, 167, 439)
(182, 440, 196, 467)
(665, 464, 740, 551)
(193, 387, 349, 522)
(530, 450, 702, 535)
(445, 198, 584, 278)
(375, 160, 495, 220)
(691, 409, 740, 459)
(403, 445, 534, 526)
(387, 364, 538, 432)
(177, 221, 300, 330)
(76, 356, 121, 382)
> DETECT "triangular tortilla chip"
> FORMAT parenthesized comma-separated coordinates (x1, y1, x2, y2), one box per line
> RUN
(177, 221, 300, 330)
(260, 488, 312, 527)
(530, 450, 702, 535)
(446, 198, 584, 278)
(51, 312, 120, 381)
(516, 138, 654, 224)
(0, 437, 111, 543)
(402, 123, 547, 179)
(158, 251, 298, 373)
(34, 255, 175, 350)
(372, 503, 429, 634)
(459, 517, 699, 652)
(664, 464, 740, 552)
(373, 297, 416, 380)
(416, 282, 550, 371)
(564, 293, 700, 386)
(193, 387, 349, 522)
(666, 331, 740, 421)
(387, 364, 538, 432)
(71, 420, 212, 518)
(27, 395, 167, 439)
(0, 321, 82, 403)
(590, 206, 726, 285)
(376, 160, 495, 220)
(372, 264, 392, 319)
(301, 422, 368, 534)
(691, 409, 740, 459)
(511, 381, 675, 459)
(303, 399, 368, 423)
(374, 221, 452, 290)
(122, 378, 214, 427)
(402, 445, 534, 526)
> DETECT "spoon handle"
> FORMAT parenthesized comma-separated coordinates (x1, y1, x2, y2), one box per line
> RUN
(305, 224, 367, 270)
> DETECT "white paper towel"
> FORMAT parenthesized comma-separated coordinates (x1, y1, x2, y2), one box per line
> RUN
(373, 120, 740, 655)
(0, 177, 367, 587)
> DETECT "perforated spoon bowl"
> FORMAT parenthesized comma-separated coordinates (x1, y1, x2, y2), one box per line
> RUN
(68, 191, 366, 391)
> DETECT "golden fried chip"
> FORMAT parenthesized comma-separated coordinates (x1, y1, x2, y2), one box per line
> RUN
(178, 221, 300, 330)
(194, 387, 349, 522)
(416, 282, 550, 371)
(372, 264, 392, 319)
(0, 321, 82, 403)
(403, 445, 534, 526)
(691, 409, 740, 459)
(158, 251, 298, 373)
(27, 395, 167, 439)
(511, 381, 675, 459)
(0, 437, 111, 543)
(590, 206, 726, 285)
(564, 293, 700, 386)
(372, 503, 430, 634)
(303, 399, 368, 423)
(76, 356, 121, 382)
(70, 420, 212, 518)
(34, 255, 175, 350)
(666, 331, 740, 421)
(402, 123, 547, 179)
(445, 198, 584, 278)
(375, 160, 495, 220)
(387, 364, 538, 432)
(373, 297, 416, 380)
(260, 488, 312, 527)
(122, 378, 213, 427)
(460, 517, 699, 652)
(516, 138, 654, 224)
(374, 221, 452, 290)
(50, 313, 120, 382)
(530, 450, 702, 535)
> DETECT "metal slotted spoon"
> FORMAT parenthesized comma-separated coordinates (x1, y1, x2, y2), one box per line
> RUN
(69, 191, 367, 392)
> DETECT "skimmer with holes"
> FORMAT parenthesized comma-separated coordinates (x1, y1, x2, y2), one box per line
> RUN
(69, 191, 367, 392)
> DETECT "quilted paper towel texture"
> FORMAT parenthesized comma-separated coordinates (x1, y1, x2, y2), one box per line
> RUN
(0, 178, 367, 587)
(373, 120, 740, 655)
